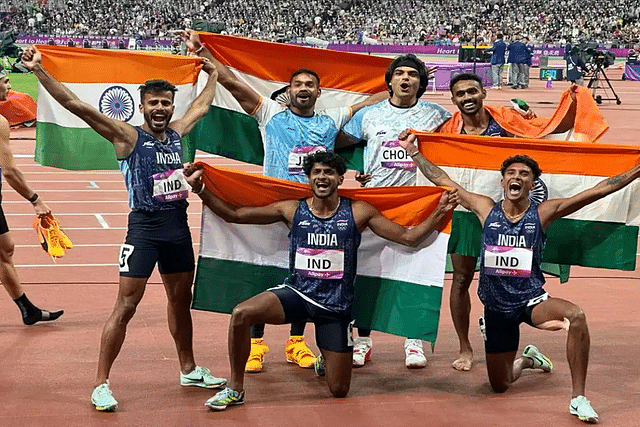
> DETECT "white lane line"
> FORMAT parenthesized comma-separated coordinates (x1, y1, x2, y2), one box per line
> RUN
(89, 181, 99, 188)
(94, 214, 110, 229)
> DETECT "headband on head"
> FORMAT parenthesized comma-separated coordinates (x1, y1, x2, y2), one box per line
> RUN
(393, 58, 421, 72)
(0, 70, 7, 80)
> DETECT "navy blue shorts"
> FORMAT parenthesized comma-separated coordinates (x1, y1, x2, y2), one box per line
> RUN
(482, 293, 548, 354)
(119, 209, 194, 278)
(0, 200, 9, 235)
(270, 285, 354, 353)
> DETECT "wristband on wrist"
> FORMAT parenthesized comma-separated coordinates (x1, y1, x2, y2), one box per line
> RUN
(409, 150, 420, 158)
(192, 183, 205, 195)
(28, 193, 39, 204)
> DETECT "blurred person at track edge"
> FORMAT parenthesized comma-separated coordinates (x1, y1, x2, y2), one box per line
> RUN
(22, 45, 226, 412)
(0, 67, 63, 326)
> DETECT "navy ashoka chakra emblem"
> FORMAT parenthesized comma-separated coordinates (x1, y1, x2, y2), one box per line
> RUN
(529, 178, 548, 205)
(99, 86, 135, 122)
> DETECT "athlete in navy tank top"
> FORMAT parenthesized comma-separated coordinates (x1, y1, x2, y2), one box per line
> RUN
(479, 202, 546, 313)
(23, 44, 224, 412)
(185, 150, 455, 407)
(404, 144, 640, 422)
(118, 127, 188, 212)
(286, 197, 360, 315)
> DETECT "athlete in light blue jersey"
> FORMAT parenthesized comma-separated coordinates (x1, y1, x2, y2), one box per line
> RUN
(23, 44, 226, 412)
(338, 54, 450, 369)
(401, 135, 640, 423)
(184, 151, 456, 410)
(182, 29, 387, 371)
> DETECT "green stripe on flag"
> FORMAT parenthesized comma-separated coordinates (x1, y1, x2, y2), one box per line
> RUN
(352, 277, 442, 343)
(449, 210, 637, 276)
(183, 106, 264, 165)
(35, 122, 119, 170)
(192, 257, 288, 312)
(545, 218, 638, 270)
(193, 257, 444, 342)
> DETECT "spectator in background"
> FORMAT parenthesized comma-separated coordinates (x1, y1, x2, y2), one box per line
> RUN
(487, 33, 506, 89)
(507, 36, 533, 89)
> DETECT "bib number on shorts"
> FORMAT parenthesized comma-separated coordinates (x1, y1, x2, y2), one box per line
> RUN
(380, 140, 416, 170)
(118, 244, 134, 273)
(288, 146, 326, 175)
(295, 247, 344, 279)
(484, 245, 532, 277)
(152, 169, 189, 202)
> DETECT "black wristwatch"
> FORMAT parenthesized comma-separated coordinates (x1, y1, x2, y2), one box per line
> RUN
(28, 193, 39, 204)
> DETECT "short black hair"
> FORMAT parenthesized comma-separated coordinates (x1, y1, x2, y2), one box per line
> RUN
(500, 155, 542, 180)
(290, 68, 320, 86)
(138, 79, 177, 102)
(449, 72, 484, 92)
(303, 151, 347, 177)
(385, 54, 429, 99)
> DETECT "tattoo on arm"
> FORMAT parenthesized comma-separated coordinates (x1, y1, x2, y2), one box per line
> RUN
(415, 155, 445, 181)
(606, 173, 625, 187)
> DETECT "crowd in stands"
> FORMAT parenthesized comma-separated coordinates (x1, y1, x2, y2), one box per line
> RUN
(3, 0, 640, 46)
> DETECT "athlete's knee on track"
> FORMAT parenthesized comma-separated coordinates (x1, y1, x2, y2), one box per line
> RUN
(489, 377, 510, 393)
(328, 380, 350, 398)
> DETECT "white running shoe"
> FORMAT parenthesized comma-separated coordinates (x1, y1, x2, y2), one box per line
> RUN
(352, 337, 372, 367)
(404, 338, 427, 368)
(570, 395, 599, 423)
(522, 345, 553, 372)
(91, 382, 118, 412)
(180, 366, 227, 389)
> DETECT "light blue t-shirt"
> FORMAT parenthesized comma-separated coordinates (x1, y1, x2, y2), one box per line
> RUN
(342, 100, 451, 187)
(254, 98, 351, 183)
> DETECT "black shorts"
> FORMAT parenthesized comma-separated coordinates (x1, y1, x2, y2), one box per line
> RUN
(482, 293, 548, 354)
(0, 201, 9, 236)
(119, 209, 194, 278)
(270, 285, 354, 353)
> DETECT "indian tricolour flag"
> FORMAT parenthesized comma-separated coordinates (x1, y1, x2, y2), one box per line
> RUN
(188, 33, 392, 171)
(192, 163, 453, 343)
(415, 132, 640, 270)
(34, 46, 202, 170)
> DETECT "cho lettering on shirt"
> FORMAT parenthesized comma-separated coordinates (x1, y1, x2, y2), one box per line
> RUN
(380, 140, 416, 170)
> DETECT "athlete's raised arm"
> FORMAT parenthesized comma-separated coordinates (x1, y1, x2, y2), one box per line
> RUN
(398, 129, 495, 224)
(21, 45, 137, 158)
(353, 190, 457, 247)
(184, 163, 297, 226)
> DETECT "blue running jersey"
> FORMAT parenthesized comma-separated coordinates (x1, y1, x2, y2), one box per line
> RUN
(478, 202, 546, 313)
(118, 127, 188, 212)
(254, 98, 351, 183)
(285, 198, 360, 315)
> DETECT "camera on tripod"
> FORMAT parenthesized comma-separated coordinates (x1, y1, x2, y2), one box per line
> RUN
(573, 42, 621, 104)
(574, 42, 616, 72)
